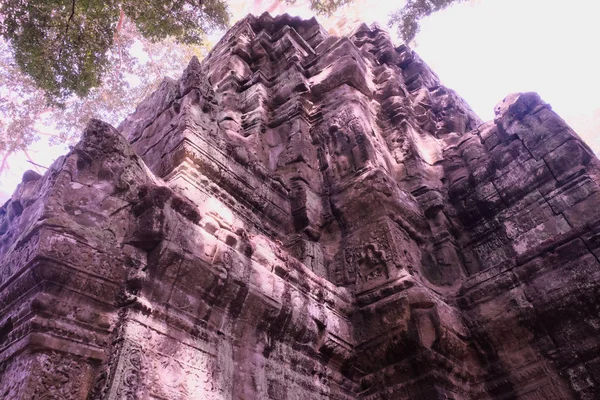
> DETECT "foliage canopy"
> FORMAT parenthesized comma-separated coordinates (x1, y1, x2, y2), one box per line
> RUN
(284, 0, 355, 16)
(0, 18, 208, 174)
(0, 0, 229, 106)
(389, 0, 467, 43)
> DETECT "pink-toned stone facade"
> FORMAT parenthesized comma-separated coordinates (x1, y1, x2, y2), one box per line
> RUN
(1, 13, 599, 399)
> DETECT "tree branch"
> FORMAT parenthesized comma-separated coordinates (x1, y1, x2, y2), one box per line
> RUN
(25, 155, 48, 172)
(59, 0, 76, 57)
(113, 8, 126, 73)
(65, 0, 76, 36)
(114, 7, 126, 39)
(0, 150, 12, 177)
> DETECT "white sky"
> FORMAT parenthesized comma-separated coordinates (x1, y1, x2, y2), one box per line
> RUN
(414, 0, 600, 152)
(2, 0, 599, 202)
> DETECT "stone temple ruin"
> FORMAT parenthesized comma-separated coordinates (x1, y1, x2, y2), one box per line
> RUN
(1, 12, 600, 399)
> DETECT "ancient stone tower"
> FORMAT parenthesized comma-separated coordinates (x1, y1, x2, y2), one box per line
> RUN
(1, 13, 600, 399)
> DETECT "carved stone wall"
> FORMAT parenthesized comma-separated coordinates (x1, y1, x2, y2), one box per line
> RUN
(1, 13, 599, 399)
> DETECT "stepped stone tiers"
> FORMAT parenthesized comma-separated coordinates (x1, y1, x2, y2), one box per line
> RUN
(1, 13, 600, 400)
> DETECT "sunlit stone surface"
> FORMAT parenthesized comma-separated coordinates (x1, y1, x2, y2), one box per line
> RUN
(1, 13, 600, 399)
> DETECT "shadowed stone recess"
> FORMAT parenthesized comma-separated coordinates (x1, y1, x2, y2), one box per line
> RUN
(1, 13, 599, 399)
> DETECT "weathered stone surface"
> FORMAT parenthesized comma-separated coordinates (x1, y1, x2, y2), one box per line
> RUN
(1, 13, 600, 399)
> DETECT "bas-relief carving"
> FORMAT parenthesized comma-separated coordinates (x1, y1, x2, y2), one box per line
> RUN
(100, 320, 225, 400)
(0, 12, 600, 400)
(339, 219, 418, 292)
(4, 352, 93, 400)
(317, 108, 376, 182)
(355, 244, 387, 289)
